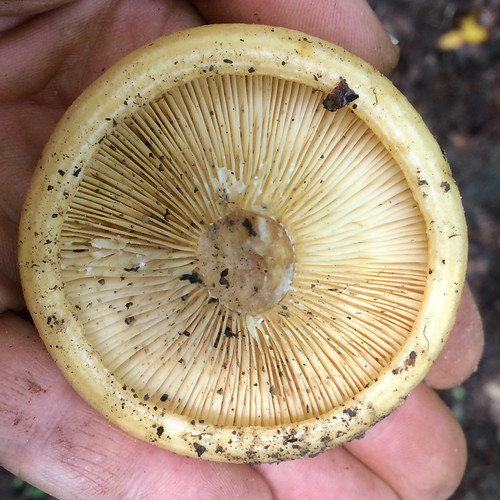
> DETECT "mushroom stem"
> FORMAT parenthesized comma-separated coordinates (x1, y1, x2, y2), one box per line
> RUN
(198, 210, 295, 315)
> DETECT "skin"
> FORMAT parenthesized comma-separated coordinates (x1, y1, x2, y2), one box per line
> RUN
(0, 1, 484, 498)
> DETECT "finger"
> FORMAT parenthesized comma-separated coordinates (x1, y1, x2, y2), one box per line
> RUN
(0, 272, 24, 312)
(0, 103, 62, 222)
(1, 1, 203, 103)
(0, 1, 74, 32)
(0, 314, 272, 500)
(257, 447, 399, 499)
(192, 0, 399, 74)
(0, 213, 24, 311)
(345, 383, 467, 500)
(0, 1, 204, 218)
(425, 283, 484, 389)
(0, 0, 75, 16)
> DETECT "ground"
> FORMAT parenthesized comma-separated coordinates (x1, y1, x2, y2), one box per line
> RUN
(1, 0, 499, 498)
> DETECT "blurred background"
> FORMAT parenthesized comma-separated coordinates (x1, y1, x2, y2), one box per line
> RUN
(372, 0, 500, 498)
(1, 0, 499, 498)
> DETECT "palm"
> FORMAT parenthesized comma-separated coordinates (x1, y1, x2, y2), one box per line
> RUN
(0, 1, 483, 499)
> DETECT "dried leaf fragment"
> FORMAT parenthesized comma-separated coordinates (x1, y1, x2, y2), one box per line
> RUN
(437, 13, 489, 51)
(322, 79, 359, 112)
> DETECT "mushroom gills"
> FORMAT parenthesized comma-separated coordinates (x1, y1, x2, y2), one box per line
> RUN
(60, 73, 428, 428)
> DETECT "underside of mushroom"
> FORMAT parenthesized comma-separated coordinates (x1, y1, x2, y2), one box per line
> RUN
(19, 24, 467, 462)
(60, 73, 427, 427)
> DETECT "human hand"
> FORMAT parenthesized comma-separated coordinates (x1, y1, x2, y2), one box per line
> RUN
(0, 1, 484, 498)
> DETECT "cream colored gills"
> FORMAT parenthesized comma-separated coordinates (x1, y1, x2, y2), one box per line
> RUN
(61, 73, 424, 426)
(19, 24, 467, 462)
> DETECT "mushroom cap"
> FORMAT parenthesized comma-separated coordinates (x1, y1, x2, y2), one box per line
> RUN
(18, 24, 467, 463)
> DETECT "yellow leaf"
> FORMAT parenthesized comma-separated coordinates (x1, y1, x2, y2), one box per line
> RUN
(438, 13, 489, 51)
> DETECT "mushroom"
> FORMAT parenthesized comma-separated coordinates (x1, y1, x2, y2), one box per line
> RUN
(18, 24, 467, 463)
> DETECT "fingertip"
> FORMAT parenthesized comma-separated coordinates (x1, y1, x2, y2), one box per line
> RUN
(256, 447, 399, 499)
(372, 35, 400, 76)
(426, 283, 484, 389)
(193, 0, 400, 74)
(346, 384, 467, 500)
(334, 2, 400, 75)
